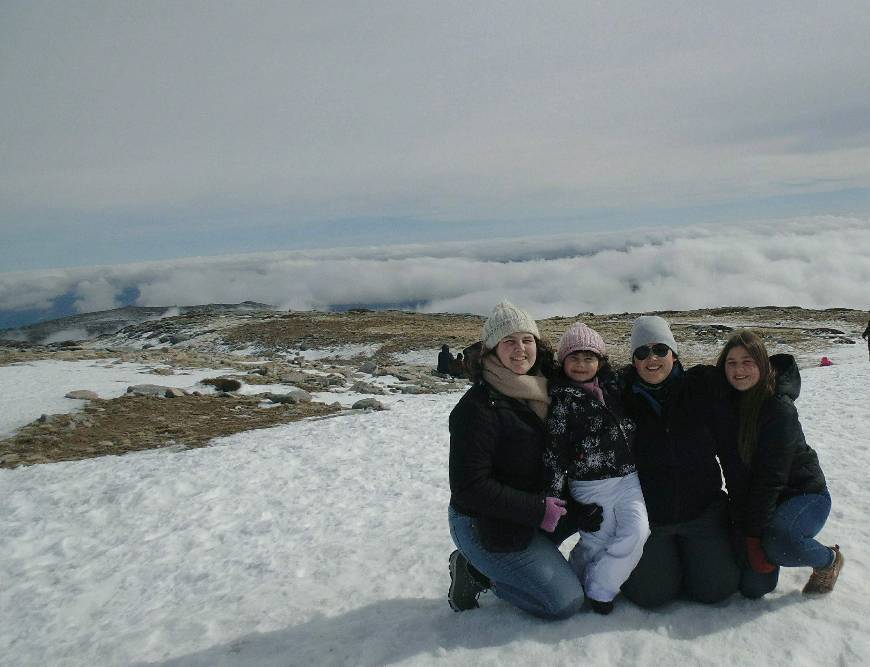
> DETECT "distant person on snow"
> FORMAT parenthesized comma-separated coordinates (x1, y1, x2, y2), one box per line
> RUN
(863, 315, 870, 361)
(543, 322, 650, 615)
(448, 352, 465, 378)
(437, 344, 454, 374)
(716, 330, 843, 596)
(447, 301, 603, 618)
(819, 356, 833, 367)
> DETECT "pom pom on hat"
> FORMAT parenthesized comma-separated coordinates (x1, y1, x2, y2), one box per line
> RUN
(557, 322, 606, 362)
(482, 301, 540, 350)
(629, 315, 678, 356)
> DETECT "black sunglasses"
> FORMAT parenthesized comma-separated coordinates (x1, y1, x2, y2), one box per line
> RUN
(633, 343, 671, 360)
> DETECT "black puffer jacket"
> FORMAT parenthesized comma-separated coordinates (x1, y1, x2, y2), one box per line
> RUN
(449, 382, 549, 552)
(450, 383, 547, 551)
(718, 354, 827, 537)
(544, 368, 637, 494)
(621, 362, 728, 526)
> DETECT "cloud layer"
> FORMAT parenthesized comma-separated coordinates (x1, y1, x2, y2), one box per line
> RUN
(2, 218, 867, 326)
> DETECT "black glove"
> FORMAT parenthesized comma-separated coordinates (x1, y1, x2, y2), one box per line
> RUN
(566, 497, 604, 533)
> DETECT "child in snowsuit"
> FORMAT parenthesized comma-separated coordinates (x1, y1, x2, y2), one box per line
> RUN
(543, 322, 650, 614)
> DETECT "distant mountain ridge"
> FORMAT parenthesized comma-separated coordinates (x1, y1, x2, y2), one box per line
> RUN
(0, 302, 274, 344)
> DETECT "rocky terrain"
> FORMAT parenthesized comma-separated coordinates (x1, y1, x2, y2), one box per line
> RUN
(1, 304, 865, 468)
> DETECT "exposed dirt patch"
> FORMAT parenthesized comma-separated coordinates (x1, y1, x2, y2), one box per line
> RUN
(223, 309, 485, 357)
(0, 394, 339, 468)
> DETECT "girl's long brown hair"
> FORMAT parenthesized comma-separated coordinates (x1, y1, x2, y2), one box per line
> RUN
(716, 330, 776, 463)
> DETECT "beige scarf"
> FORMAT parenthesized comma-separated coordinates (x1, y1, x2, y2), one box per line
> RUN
(482, 355, 550, 422)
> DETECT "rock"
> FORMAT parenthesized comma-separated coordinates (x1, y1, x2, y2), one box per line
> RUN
(286, 388, 312, 402)
(38, 413, 64, 424)
(151, 367, 175, 376)
(399, 385, 427, 394)
(266, 392, 298, 404)
(278, 371, 310, 384)
(201, 378, 242, 392)
(352, 398, 387, 411)
(358, 360, 378, 374)
(65, 390, 99, 400)
(350, 381, 387, 395)
(266, 388, 312, 404)
(164, 388, 186, 398)
(806, 327, 845, 335)
(127, 384, 172, 396)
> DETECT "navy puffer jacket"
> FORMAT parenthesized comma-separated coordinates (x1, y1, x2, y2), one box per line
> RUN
(621, 362, 728, 526)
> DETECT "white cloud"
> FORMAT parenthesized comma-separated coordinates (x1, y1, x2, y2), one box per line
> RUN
(1, 218, 868, 324)
(71, 277, 121, 314)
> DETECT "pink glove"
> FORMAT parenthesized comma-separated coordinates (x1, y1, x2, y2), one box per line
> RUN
(540, 497, 567, 533)
(746, 537, 776, 574)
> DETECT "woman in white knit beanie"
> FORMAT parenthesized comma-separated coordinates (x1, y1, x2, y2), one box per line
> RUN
(446, 301, 603, 618)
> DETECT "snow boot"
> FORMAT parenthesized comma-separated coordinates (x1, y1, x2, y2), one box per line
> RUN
(589, 599, 614, 615)
(802, 545, 844, 594)
(448, 550, 489, 611)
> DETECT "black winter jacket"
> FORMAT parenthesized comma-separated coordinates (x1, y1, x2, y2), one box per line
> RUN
(621, 362, 729, 527)
(449, 382, 549, 551)
(717, 354, 827, 537)
(544, 369, 637, 494)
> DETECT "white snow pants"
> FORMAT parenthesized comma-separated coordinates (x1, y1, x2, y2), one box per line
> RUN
(568, 472, 651, 603)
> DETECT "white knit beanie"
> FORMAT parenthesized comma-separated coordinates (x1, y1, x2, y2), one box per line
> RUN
(482, 300, 540, 350)
(557, 322, 606, 362)
(629, 315, 678, 356)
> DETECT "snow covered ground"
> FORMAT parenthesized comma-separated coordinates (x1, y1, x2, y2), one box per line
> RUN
(1, 343, 868, 666)
(0, 360, 239, 438)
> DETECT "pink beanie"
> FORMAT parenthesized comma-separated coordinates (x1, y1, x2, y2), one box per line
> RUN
(557, 322, 606, 363)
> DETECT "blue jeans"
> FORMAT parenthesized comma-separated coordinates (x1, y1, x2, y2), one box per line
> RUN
(448, 505, 583, 619)
(763, 490, 833, 568)
(740, 490, 833, 598)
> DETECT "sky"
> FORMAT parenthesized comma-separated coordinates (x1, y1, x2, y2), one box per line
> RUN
(1, 340, 868, 665)
(3, 1, 870, 277)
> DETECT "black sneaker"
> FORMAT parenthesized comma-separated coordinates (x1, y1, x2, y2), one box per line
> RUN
(448, 550, 488, 611)
(589, 599, 614, 615)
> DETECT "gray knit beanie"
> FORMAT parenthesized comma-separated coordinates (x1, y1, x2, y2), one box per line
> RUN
(557, 322, 606, 362)
(629, 315, 678, 356)
(482, 300, 540, 350)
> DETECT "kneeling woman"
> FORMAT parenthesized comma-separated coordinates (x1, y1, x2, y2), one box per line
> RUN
(447, 301, 602, 618)
(718, 330, 844, 596)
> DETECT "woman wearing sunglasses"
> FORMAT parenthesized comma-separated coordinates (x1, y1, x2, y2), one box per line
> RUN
(618, 316, 741, 608)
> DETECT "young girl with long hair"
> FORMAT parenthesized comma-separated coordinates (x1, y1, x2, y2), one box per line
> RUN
(717, 330, 843, 595)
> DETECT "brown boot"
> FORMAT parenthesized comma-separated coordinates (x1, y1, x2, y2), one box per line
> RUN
(802, 545, 844, 594)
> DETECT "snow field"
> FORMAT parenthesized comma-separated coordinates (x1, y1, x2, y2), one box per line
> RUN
(0, 342, 868, 666)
